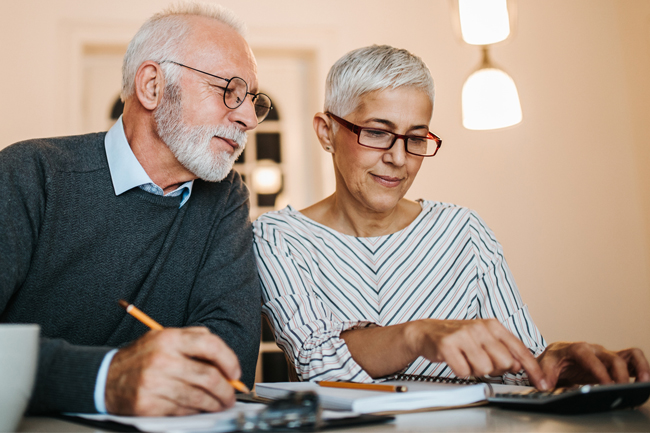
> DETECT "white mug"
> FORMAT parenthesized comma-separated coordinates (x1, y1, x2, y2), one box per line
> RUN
(0, 324, 40, 432)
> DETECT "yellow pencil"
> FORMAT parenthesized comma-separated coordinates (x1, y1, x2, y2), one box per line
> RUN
(318, 381, 408, 393)
(118, 299, 163, 330)
(118, 299, 250, 394)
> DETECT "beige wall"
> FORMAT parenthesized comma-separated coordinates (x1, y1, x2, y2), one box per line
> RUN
(2, 0, 649, 355)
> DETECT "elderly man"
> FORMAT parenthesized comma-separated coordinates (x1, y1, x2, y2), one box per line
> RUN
(0, 3, 270, 416)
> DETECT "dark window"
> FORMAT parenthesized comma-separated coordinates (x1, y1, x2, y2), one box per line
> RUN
(256, 133, 281, 163)
(257, 193, 278, 208)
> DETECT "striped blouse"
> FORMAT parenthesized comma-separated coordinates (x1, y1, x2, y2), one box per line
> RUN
(253, 200, 547, 384)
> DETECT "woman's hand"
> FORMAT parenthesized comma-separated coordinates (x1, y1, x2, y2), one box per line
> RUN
(343, 319, 650, 390)
(406, 319, 549, 389)
(536, 342, 650, 387)
(342, 318, 549, 389)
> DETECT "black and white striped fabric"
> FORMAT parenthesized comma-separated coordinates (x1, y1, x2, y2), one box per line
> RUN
(253, 200, 547, 384)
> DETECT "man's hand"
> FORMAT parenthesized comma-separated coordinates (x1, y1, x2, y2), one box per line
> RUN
(105, 327, 242, 416)
(408, 319, 550, 390)
(536, 342, 650, 388)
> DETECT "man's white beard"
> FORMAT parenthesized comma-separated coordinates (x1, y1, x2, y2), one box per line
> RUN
(154, 83, 247, 182)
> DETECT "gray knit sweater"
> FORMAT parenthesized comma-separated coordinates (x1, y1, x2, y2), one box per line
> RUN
(0, 133, 261, 414)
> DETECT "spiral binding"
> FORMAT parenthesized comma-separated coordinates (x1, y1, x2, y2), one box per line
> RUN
(382, 373, 478, 385)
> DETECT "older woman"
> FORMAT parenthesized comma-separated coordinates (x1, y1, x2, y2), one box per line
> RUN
(253, 45, 648, 388)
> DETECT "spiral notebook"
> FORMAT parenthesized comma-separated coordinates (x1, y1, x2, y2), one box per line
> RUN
(259, 373, 650, 415)
(254, 377, 492, 414)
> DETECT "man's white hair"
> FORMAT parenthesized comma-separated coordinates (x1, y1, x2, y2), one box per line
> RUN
(120, 1, 246, 101)
(324, 45, 435, 117)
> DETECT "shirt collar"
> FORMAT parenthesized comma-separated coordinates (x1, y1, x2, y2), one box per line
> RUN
(104, 116, 194, 207)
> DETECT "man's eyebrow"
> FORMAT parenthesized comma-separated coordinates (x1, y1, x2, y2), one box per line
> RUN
(365, 118, 429, 131)
(248, 81, 260, 94)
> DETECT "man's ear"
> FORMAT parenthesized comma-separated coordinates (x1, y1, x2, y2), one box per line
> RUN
(313, 113, 335, 153)
(134, 61, 165, 111)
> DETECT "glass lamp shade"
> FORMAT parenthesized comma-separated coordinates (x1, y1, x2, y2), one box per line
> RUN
(462, 67, 522, 130)
(251, 160, 283, 194)
(459, 0, 510, 45)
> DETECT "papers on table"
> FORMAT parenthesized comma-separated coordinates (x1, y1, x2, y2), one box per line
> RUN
(68, 402, 382, 432)
(69, 402, 264, 433)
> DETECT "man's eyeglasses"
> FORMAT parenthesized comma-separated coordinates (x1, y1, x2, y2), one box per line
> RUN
(326, 112, 441, 157)
(160, 60, 273, 123)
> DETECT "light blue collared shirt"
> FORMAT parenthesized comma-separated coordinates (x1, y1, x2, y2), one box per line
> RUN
(93, 117, 194, 413)
(104, 116, 194, 207)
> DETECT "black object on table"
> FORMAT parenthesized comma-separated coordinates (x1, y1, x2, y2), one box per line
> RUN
(488, 381, 650, 414)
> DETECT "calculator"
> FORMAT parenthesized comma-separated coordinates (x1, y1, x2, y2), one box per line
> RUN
(487, 381, 650, 414)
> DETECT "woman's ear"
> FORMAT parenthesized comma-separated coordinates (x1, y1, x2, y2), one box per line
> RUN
(134, 61, 165, 111)
(313, 113, 335, 153)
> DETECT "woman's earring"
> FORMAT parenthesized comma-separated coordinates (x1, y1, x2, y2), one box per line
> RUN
(325, 146, 333, 152)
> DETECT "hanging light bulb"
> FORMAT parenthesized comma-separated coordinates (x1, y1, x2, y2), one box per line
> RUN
(462, 47, 522, 130)
(458, 0, 511, 45)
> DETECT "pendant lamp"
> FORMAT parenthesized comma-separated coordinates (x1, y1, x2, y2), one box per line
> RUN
(462, 47, 522, 130)
(456, 0, 522, 130)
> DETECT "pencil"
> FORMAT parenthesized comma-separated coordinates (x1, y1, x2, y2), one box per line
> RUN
(118, 299, 250, 394)
(118, 299, 163, 330)
(318, 381, 408, 393)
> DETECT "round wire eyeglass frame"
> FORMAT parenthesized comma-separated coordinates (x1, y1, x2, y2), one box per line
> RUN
(326, 112, 442, 157)
(160, 60, 273, 122)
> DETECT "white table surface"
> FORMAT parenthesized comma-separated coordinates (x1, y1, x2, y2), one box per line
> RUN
(17, 399, 650, 432)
